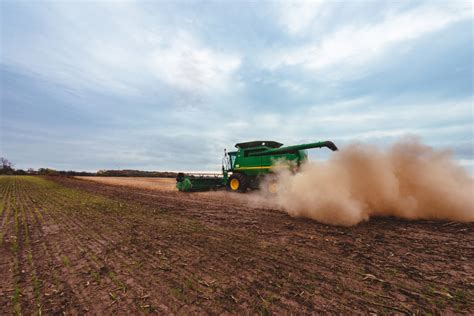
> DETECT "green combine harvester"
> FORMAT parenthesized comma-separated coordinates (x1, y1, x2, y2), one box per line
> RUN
(176, 140, 338, 192)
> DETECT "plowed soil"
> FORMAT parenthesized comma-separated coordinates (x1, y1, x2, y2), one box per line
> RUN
(0, 176, 472, 314)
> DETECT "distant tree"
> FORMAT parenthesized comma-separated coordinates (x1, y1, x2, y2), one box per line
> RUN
(1, 157, 13, 169)
(14, 169, 27, 175)
(38, 168, 59, 176)
(95, 169, 177, 178)
(0, 157, 14, 175)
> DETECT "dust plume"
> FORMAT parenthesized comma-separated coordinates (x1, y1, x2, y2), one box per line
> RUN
(265, 137, 474, 226)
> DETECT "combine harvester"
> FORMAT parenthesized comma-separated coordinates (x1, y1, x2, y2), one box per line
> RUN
(176, 140, 338, 192)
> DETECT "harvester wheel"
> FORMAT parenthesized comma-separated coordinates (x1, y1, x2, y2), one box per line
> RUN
(228, 173, 248, 193)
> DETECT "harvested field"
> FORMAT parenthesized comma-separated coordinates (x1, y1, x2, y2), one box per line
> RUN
(0, 175, 473, 314)
(75, 176, 176, 191)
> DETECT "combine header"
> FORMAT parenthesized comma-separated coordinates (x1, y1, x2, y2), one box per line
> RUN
(176, 140, 338, 192)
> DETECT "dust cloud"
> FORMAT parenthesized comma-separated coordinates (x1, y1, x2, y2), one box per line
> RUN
(263, 137, 474, 226)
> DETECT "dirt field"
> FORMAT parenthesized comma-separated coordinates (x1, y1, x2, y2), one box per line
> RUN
(0, 176, 473, 314)
(75, 176, 176, 191)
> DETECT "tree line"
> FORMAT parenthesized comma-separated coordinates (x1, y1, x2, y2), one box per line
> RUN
(0, 157, 177, 178)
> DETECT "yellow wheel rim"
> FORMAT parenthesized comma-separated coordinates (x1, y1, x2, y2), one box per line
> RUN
(230, 178, 240, 190)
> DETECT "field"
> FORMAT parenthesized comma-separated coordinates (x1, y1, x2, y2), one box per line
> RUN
(75, 176, 176, 191)
(0, 176, 472, 314)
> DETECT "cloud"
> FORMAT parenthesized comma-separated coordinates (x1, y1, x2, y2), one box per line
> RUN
(221, 97, 473, 150)
(276, 0, 327, 36)
(150, 31, 241, 93)
(1, 1, 472, 173)
(266, 2, 472, 72)
(1, 2, 241, 97)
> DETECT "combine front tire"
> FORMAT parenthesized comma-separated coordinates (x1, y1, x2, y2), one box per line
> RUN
(228, 173, 248, 193)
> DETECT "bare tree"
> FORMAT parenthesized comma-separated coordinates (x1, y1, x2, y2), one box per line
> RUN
(0, 157, 14, 174)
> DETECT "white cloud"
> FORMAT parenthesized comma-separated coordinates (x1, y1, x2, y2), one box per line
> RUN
(300, 98, 474, 135)
(2, 2, 242, 97)
(227, 97, 473, 145)
(3, 1, 472, 172)
(150, 32, 241, 93)
(277, 0, 327, 35)
(267, 2, 472, 72)
(278, 80, 306, 94)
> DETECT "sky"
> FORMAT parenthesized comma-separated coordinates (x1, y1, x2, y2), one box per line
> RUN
(1, 0, 473, 172)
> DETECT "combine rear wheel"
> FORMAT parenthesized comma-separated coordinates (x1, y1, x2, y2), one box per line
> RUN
(228, 173, 248, 193)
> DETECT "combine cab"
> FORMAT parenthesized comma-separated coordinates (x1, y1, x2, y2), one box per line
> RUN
(176, 140, 338, 192)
